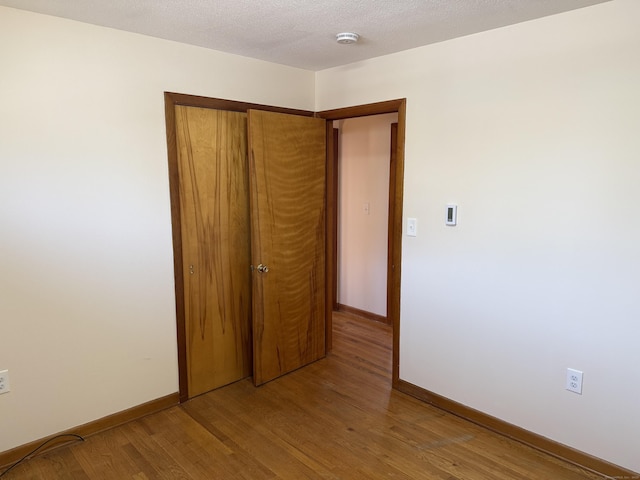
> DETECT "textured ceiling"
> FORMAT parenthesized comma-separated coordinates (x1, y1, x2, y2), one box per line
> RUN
(1, 0, 611, 71)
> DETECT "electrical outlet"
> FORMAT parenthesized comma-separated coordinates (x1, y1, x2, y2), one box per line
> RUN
(0, 370, 10, 395)
(566, 368, 583, 395)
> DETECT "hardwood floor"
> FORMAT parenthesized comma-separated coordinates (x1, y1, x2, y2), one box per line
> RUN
(3, 312, 603, 479)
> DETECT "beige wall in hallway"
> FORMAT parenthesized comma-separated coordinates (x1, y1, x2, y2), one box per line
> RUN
(338, 113, 397, 317)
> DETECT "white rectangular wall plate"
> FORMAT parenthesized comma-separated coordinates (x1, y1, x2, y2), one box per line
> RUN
(0, 370, 10, 395)
(407, 218, 417, 237)
(566, 368, 583, 394)
(446, 204, 457, 226)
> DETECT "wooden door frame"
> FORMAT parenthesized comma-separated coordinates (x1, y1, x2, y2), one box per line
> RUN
(316, 99, 406, 386)
(165, 92, 405, 397)
(164, 92, 315, 402)
(387, 122, 399, 325)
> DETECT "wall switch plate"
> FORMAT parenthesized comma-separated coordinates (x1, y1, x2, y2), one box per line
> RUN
(0, 370, 10, 395)
(446, 204, 458, 226)
(407, 218, 417, 237)
(566, 368, 583, 394)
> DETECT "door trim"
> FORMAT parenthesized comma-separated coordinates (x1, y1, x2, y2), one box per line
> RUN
(316, 99, 406, 386)
(164, 92, 315, 402)
(387, 122, 398, 325)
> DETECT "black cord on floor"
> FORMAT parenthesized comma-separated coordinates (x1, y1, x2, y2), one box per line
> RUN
(0, 434, 85, 478)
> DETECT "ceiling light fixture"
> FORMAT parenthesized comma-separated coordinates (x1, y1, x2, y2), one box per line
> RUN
(336, 32, 359, 44)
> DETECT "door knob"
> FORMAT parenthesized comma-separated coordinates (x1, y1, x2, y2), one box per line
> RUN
(189, 265, 195, 275)
(257, 264, 269, 273)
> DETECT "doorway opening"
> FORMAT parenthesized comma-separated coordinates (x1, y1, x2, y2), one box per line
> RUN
(334, 113, 398, 325)
(317, 99, 406, 386)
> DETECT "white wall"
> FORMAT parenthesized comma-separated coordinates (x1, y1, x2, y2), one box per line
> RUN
(0, 6, 314, 453)
(317, 0, 640, 472)
(338, 114, 397, 317)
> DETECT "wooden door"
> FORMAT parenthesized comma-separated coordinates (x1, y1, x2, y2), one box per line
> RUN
(248, 110, 327, 385)
(175, 106, 252, 397)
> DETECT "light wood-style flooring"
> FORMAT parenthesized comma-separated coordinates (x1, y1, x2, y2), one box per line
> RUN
(4, 312, 602, 479)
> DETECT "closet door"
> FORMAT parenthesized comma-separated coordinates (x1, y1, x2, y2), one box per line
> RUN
(248, 110, 327, 385)
(175, 106, 252, 397)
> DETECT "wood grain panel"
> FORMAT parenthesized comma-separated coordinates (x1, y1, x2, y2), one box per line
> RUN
(164, 93, 316, 402)
(175, 106, 251, 397)
(248, 110, 326, 385)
